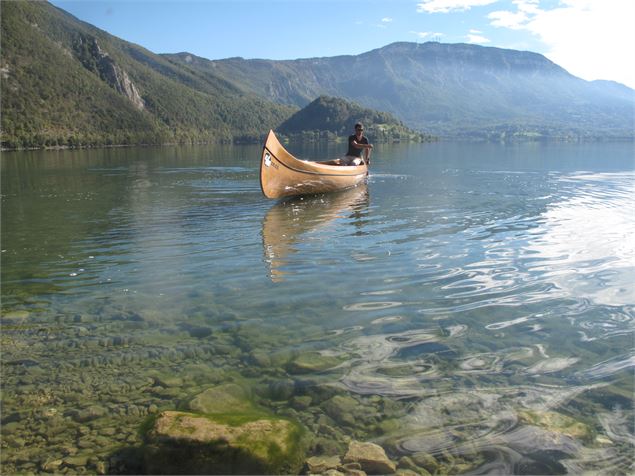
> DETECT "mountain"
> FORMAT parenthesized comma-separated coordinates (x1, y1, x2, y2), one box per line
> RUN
(2, 1, 633, 148)
(0, 0, 295, 148)
(166, 43, 635, 140)
(278, 96, 434, 142)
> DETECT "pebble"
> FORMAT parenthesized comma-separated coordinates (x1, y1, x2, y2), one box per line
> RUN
(8, 437, 26, 448)
(41, 459, 63, 472)
(2, 310, 30, 323)
(343, 441, 397, 474)
(77, 437, 95, 449)
(395, 470, 421, 476)
(267, 378, 296, 401)
(343, 470, 366, 476)
(2, 422, 20, 435)
(95, 461, 108, 474)
(2, 412, 23, 423)
(291, 395, 313, 410)
(63, 457, 88, 469)
(60, 445, 78, 456)
(305, 455, 341, 473)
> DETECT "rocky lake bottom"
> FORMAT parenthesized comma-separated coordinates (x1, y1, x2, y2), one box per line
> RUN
(2, 298, 633, 475)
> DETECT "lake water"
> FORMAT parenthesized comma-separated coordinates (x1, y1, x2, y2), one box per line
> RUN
(1, 141, 634, 475)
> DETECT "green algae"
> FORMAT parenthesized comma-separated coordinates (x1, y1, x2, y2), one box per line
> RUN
(144, 410, 307, 474)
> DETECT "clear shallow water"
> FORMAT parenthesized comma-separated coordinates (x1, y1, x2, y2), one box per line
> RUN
(1, 142, 634, 474)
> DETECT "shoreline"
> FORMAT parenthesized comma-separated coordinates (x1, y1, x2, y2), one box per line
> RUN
(4, 134, 635, 153)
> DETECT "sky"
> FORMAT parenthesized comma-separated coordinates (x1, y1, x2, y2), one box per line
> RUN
(50, 0, 635, 89)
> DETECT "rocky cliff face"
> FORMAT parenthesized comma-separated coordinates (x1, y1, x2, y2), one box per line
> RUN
(75, 35, 144, 110)
(102, 58, 145, 110)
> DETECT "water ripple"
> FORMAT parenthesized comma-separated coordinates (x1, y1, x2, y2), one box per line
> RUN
(344, 301, 403, 311)
(574, 354, 635, 380)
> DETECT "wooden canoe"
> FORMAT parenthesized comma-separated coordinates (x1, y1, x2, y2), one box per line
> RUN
(260, 130, 368, 199)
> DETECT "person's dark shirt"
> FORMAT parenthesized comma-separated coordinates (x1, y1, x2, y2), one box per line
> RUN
(347, 134, 368, 157)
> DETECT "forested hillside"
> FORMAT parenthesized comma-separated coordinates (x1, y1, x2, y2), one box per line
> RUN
(0, 1, 295, 148)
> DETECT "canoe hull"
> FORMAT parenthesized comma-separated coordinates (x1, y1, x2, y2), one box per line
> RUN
(260, 130, 368, 199)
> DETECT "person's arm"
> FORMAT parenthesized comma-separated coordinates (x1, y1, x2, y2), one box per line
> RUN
(351, 139, 373, 151)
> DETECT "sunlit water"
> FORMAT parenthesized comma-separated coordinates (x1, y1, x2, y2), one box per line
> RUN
(2, 141, 634, 475)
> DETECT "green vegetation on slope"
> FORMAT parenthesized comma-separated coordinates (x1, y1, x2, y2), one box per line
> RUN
(1, 2, 159, 148)
(0, 1, 295, 149)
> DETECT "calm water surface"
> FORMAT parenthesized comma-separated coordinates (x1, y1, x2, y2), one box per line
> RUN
(2, 141, 634, 474)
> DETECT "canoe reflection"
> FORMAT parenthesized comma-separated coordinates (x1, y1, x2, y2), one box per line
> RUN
(262, 185, 369, 282)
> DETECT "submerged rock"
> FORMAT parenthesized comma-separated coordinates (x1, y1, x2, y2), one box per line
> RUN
(67, 405, 107, 423)
(291, 395, 313, 410)
(63, 454, 90, 468)
(305, 455, 341, 473)
(322, 470, 346, 476)
(152, 375, 184, 388)
(504, 425, 581, 455)
(395, 471, 419, 476)
(41, 459, 64, 472)
(144, 410, 305, 474)
(322, 395, 374, 428)
(411, 452, 438, 474)
(288, 352, 343, 374)
(1, 310, 30, 324)
(265, 378, 296, 401)
(249, 351, 272, 368)
(343, 441, 396, 475)
(518, 410, 591, 440)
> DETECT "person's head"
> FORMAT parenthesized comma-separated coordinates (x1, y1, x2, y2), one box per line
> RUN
(354, 122, 364, 135)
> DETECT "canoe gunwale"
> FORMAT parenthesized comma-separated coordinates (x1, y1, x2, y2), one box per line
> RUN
(263, 145, 366, 177)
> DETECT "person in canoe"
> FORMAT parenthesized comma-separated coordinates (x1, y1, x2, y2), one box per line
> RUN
(346, 122, 373, 165)
(325, 122, 373, 166)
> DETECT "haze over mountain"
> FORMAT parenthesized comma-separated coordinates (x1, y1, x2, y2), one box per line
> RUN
(167, 43, 634, 139)
(2, 0, 633, 149)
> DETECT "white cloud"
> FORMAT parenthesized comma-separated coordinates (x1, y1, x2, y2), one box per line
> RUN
(488, 0, 635, 88)
(467, 29, 491, 43)
(381, 17, 393, 23)
(488, 9, 527, 29)
(512, 0, 540, 14)
(417, 0, 498, 14)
